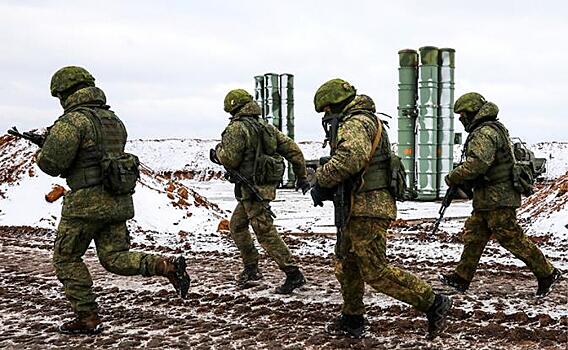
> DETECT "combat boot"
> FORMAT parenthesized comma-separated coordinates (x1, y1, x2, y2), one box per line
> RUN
(274, 267, 306, 294)
(536, 268, 562, 298)
(236, 265, 263, 289)
(426, 293, 452, 340)
(156, 256, 191, 299)
(439, 272, 470, 293)
(325, 314, 365, 339)
(58, 311, 103, 335)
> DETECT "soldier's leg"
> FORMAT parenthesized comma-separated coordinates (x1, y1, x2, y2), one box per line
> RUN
(95, 221, 162, 276)
(349, 218, 435, 312)
(52, 218, 98, 313)
(229, 201, 259, 267)
(335, 240, 365, 316)
(454, 212, 492, 282)
(326, 238, 366, 338)
(244, 200, 297, 270)
(489, 209, 554, 279)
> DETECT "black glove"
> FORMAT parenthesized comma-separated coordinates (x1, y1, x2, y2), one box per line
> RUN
(209, 148, 220, 164)
(295, 177, 311, 195)
(310, 182, 335, 207)
(319, 156, 331, 166)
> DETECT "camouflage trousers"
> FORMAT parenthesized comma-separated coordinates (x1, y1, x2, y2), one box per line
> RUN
(230, 200, 297, 271)
(336, 217, 435, 315)
(53, 218, 162, 313)
(455, 208, 554, 281)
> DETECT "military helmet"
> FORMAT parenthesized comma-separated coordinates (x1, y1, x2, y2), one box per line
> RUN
(50, 66, 95, 97)
(224, 89, 254, 113)
(454, 92, 487, 114)
(313, 78, 356, 113)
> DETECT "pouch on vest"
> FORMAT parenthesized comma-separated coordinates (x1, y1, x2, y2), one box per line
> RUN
(255, 154, 285, 185)
(101, 153, 140, 195)
(388, 153, 417, 201)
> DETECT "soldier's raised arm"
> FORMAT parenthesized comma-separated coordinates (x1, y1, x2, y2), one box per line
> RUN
(36, 117, 81, 177)
(215, 122, 246, 170)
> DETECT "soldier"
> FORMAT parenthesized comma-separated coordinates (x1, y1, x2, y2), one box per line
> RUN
(37, 66, 191, 335)
(212, 89, 310, 294)
(440, 92, 562, 296)
(310, 79, 452, 339)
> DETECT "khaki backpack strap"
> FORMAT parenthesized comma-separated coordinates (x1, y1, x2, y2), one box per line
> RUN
(356, 115, 383, 192)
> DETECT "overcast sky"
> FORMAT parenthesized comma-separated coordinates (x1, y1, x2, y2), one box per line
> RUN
(1, 0, 566, 143)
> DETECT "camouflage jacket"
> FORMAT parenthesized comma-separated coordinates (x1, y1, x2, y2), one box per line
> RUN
(447, 102, 521, 210)
(216, 101, 308, 201)
(37, 87, 134, 221)
(315, 95, 397, 220)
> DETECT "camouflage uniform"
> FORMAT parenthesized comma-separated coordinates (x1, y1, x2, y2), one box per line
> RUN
(447, 93, 554, 282)
(37, 84, 163, 314)
(315, 94, 435, 314)
(215, 99, 308, 274)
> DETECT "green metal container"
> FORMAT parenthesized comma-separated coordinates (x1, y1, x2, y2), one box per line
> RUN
(264, 73, 282, 131)
(437, 48, 455, 197)
(397, 49, 419, 190)
(254, 75, 266, 119)
(416, 46, 439, 200)
(281, 73, 295, 187)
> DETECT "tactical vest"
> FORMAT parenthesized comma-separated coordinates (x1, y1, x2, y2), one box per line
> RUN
(65, 106, 127, 191)
(234, 117, 263, 181)
(340, 111, 392, 192)
(465, 120, 514, 187)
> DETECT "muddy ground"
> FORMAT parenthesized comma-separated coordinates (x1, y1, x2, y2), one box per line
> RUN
(0, 225, 566, 350)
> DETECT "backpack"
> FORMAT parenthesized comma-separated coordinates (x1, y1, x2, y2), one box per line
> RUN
(242, 118, 285, 185)
(510, 141, 542, 196)
(480, 122, 539, 197)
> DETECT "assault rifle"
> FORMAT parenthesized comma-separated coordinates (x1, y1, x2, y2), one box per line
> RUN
(432, 184, 473, 234)
(321, 113, 352, 259)
(209, 149, 276, 218)
(7, 127, 45, 147)
(432, 186, 458, 234)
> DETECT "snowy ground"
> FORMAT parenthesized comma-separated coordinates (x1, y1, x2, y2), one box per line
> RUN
(0, 136, 567, 349)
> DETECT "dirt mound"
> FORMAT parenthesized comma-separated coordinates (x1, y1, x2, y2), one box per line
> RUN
(139, 162, 225, 216)
(0, 135, 37, 187)
(519, 171, 568, 224)
(160, 169, 224, 182)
